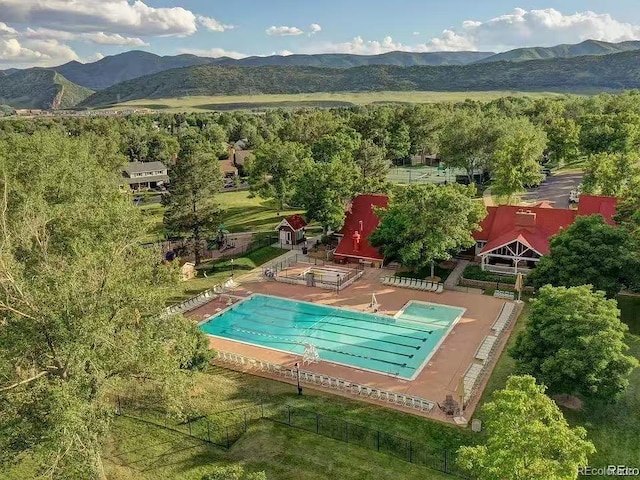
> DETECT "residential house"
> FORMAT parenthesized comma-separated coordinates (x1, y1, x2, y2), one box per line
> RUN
(275, 214, 307, 245)
(334, 194, 388, 267)
(122, 161, 169, 190)
(472, 195, 618, 275)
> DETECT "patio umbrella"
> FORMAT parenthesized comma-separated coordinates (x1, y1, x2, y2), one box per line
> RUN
(514, 273, 524, 302)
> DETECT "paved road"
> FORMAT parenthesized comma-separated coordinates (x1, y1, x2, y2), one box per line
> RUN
(520, 172, 583, 209)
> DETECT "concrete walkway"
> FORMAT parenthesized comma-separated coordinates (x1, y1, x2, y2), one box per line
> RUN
(445, 259, 469, 289)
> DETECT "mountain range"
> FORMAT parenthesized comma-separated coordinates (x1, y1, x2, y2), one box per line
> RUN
(79, 49, 640, 108)
(2, 38, 640, 110)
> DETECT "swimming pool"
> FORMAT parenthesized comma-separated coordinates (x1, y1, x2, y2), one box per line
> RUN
(200, 294, 465, 380)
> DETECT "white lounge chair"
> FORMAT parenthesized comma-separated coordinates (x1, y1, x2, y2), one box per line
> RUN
(435, 284, 444, 294)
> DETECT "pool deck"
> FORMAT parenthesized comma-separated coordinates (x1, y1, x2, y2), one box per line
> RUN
(188, 266, 519, 423)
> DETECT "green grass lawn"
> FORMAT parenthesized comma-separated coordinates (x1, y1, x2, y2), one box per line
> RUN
(139, 191, 307, 243)
(167, 246, 287, 305)
(217, 191, 305, 233)
(105, 416, 454, 480)
(102, 367, 473, 480)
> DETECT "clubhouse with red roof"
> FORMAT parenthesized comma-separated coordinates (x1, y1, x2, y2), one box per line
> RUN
(333, 193, 618, 275)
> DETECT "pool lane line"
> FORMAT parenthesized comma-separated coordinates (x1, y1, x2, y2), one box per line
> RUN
(229, 312, 426, 349)
(227, 309, 430, 348)
(233, 304, 432, 341)
(222, 328, 410, 369)
(248, 300, 437, 336)
(224, 325, 416, 359)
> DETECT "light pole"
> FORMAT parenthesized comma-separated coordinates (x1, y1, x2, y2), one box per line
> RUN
(295, 362, 302, 395)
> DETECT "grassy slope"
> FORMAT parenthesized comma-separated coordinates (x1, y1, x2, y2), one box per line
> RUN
(105, 91, 562, 113)
(103, 367, 472, 480)
(0, 69, 93, 109)
(105, 417, 454, 480)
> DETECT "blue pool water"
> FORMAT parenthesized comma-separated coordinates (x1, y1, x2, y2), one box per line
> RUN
(200, 294, 465, 380)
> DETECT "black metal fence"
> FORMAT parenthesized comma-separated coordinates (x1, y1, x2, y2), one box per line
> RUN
(115, 396, 263, 449)
(114, 397, 469, 478)
(265, 404, 468, 478)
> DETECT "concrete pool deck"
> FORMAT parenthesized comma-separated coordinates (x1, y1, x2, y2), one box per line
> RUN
(188, 266, 520, 422)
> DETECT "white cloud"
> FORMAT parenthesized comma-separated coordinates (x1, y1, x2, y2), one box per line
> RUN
(179, 47, 248, 59)
(412, 31, 420, 36)
(301, 36, 409, 55)
(24, 28, 147, 46)
(197, 15, 234, 32)
(425, 8, 640, 52)
(309, 23, 322, 35)
(0, 0, 198, 36)
(266, 25, 304, 36)
(0, 38, 78, 66)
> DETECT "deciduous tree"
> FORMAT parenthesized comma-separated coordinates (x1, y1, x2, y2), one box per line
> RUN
(247, 140, 312, 209)
(582, 152, 640, 197)
(510, 286, 638, 400)
(370, 184, 485, 276)
(457, 375, 595, 480)
(528, 215, 636, 297)
(294, 159, 359, 233)
(0, 131, 210, 479)
(491, 117, 547, 200)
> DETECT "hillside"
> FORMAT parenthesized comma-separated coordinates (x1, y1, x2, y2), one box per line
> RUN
(0, 69, 94, 109)
(51, 50, 494, 90)
(53, 51, 215, 90)
(221, 51, 494, 68)
(478, 39, 640, 63)
(80, 50, 640, 108)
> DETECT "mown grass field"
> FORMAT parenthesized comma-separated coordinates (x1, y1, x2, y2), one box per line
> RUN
(139, 190, 306, 244)
(107, 91, 564, 112)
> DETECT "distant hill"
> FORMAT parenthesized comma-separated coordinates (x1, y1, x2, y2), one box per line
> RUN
(53, 51, 215, 90)
(80, 49, 640, 108)
(219, 51, 494, 68)
(50, 50, 494, 90)
(478, 39, 640, 63)
(0, 69, 93, 109)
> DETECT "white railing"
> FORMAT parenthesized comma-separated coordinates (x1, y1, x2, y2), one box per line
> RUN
(380, 276, 444, 294)
(164, 278, 239, 316)
(214, 351, 436, 413)
(483, 264, 532, 276)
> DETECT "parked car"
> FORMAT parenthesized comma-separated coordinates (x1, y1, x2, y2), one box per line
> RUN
(541, 168, 551, 176)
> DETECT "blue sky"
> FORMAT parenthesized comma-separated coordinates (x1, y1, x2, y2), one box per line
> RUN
(1, 1, 640, 67)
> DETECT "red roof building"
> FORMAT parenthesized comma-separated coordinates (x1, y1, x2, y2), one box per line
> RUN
(473, 195, 618, 275)
(275, 214, 307, 245)
(334, 194, 388, 266)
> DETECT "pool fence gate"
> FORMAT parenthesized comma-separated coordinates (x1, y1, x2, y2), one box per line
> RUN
(114, 395, 469, 478)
